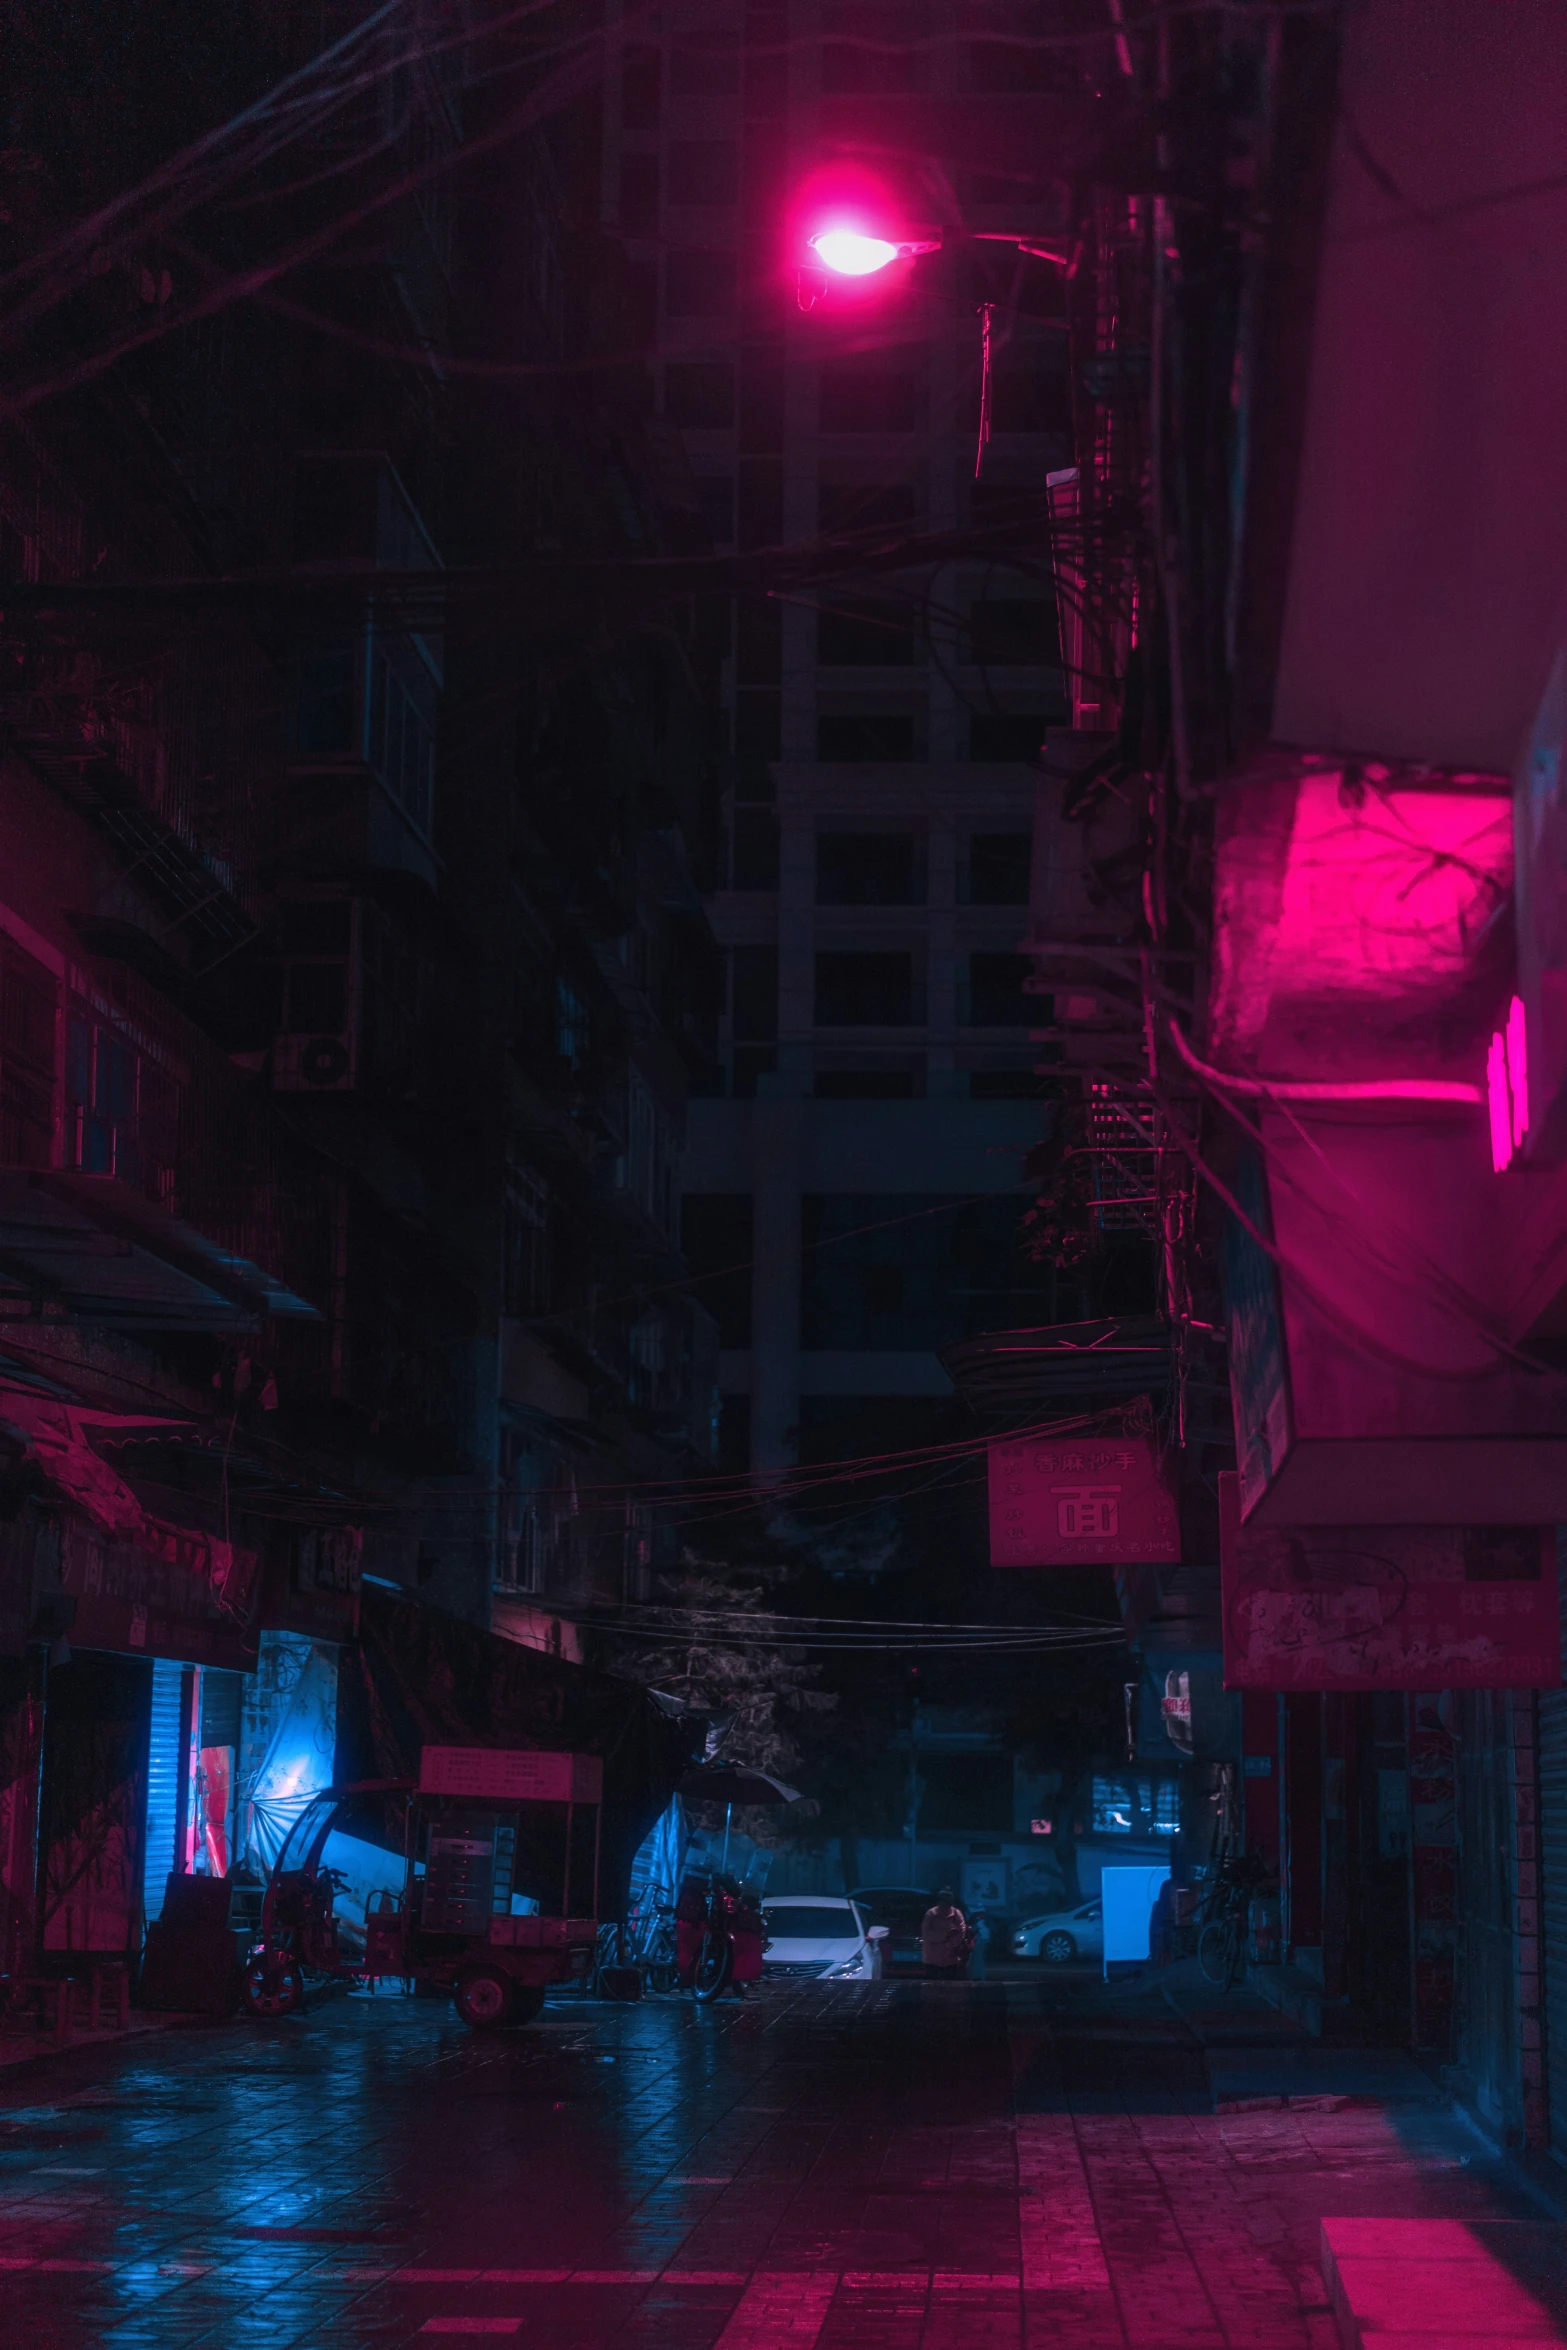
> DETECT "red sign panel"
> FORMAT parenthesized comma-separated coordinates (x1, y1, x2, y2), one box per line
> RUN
(1219, 1475, 1560, 1689)
(988, 1433, 1180, 1566)
(418, 1747, 603, 1803)
(59, 1515, 263, 1671)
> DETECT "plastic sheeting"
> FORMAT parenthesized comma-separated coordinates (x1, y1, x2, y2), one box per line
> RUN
(337, 1589, 695, 1921)
(239, 1635, 339, 1876)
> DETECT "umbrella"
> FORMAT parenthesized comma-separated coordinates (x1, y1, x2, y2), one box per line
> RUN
(677, 1764, 802, 1870)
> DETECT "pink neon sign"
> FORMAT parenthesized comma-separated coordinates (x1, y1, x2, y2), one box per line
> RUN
(1488, 994, 1529, 1171)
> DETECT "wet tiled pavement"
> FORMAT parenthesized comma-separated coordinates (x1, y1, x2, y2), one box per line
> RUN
(0, 1971, 1557, 2347)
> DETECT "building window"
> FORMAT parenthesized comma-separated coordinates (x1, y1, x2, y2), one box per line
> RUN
(817, 713, 916, 762)
(961, 833, 1032, 905)
(967, 599, 1060, 667)
(664, 361, 735, 429)
(0, 938, 58, 1167)
(961, 953, 1035, 1027)
(695, 474, 734, 544)
(817, 600, 917, 666)
(730, 945, 778, 1042)
(619, 1071, 680, 1237)
(969, 711, 1056, 762)
(64, 1002, 180, 1203)
(667, 140, 738, 206)
(621, 43, 662, 127)
(819, 357, 923, 434)
(968, 1068, 1048, 1099)
(814, 1064, 921, 1100)
(665, 248, 736, 319)
(670, 32, 740, 93)
(815, 952, 919, 1027)
(731, 808, 779, 890)
(555, 975, 589, 1069)
(502, 1168, 551, 1316)
(1091, 1776, 1179, 1836)
(620, 152, 659, 236)
(815, 833, 922, 905)
(819, 482, 918, 533)
(681, 1194, 753, 1347)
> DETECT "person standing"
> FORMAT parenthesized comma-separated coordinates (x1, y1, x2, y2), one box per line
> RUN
(920, 1888, 970, 1978)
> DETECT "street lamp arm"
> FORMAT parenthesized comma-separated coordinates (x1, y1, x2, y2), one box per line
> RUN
(968, 233, 1073, 266)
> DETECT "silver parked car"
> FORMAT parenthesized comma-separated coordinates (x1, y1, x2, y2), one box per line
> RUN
(1012, 1899, 1104, 1964)
(760, 1896, 886, 1981)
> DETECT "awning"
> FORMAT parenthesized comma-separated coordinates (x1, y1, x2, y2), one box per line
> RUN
(0, 1171, 319, 1330)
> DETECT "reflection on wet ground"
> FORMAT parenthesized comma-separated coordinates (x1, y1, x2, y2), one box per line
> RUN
(0, 1973, 1554, 2345)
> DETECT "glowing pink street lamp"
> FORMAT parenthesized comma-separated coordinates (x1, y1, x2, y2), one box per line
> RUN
(806, 226, 941, 277)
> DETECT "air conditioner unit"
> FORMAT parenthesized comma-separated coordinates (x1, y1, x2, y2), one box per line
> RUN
(272, 1029, 357, 1092)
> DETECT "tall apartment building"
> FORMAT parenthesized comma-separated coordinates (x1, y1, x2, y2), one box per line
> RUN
(0, 5, 720, 1971)
(602, 1, 1077, 1481)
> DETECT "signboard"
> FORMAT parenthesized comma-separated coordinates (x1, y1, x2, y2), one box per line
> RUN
(418, 1747, 603, 1803)
(1100, 1864, 1170, 1971)
(58, 1514, 263, 1671)
(988, 1431, 1180, 1566)
(1219, 1474, 1560, 1690)
(262, 1526, 362, 1642)
(1136, 1654, 1240, 1763)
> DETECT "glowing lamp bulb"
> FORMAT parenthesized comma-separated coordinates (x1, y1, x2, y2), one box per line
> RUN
(809, 228, 900, 277)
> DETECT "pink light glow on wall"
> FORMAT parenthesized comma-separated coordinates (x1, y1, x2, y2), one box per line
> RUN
(1507, 992, 1529, 1147)
(1488, 995, 1529, 1171)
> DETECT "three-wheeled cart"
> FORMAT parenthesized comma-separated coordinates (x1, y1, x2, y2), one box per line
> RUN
(242, 1746, 603, 2028)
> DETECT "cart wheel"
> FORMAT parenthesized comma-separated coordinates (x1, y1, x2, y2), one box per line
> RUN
(692, 1930, 733, 2004)
(243, 1954, 305, 2019)
(454, 1965, 516, 2030)
(645, 1962, 680, 1996)
(510, 1982, 546, 2026)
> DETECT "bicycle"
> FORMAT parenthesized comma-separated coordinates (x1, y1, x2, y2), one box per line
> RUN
(1196, 1853, 1271, 1990)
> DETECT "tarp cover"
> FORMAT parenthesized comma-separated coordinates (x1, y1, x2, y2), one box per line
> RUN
(336, 1589, 694, 1920)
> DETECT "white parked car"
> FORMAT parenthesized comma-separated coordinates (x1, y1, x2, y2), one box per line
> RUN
(1012, 1899, 1104, 1964)
(761, 1896, 886, 1981)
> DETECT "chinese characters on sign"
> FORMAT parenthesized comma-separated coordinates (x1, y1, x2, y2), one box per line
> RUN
(987, 1433, 1181, 1566)
(1218, 1474, 1560, 1689)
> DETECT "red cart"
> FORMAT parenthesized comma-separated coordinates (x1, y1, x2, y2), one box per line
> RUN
(242, 1746, 603, 2028)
